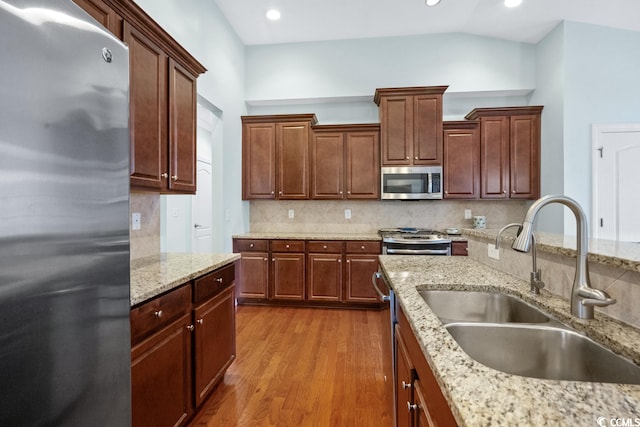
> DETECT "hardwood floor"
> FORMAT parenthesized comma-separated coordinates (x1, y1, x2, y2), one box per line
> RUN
(189, 305, 393, 427)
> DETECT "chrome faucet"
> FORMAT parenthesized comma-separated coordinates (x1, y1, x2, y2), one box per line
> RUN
(495, 223, 545, 294)
(511, 195, 616, 319)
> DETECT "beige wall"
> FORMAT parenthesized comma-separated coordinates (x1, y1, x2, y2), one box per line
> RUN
(249, 200, 529, 234)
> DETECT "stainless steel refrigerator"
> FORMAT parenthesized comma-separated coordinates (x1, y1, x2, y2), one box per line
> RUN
(0, 1, 131, 425)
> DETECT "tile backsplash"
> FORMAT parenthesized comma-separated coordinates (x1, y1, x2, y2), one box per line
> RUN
(249, 199, 529, 233)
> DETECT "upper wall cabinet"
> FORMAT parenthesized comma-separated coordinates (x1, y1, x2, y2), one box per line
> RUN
(311, 124, 380, 200)
(374, 86, 447, 166)
(443, 121, 480, 199)
(241, 115, 317, 200)
(466, 106, 543, 200)
(73, 0, 207, 194)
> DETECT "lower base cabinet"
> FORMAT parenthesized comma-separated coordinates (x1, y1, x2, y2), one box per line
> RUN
(131, 263, 236, 427)
(396, 305, 457, 427)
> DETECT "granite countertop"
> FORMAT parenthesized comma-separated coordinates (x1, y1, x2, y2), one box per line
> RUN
(466, 228, 640, 272)
(130, 253, 240, 306)
(379, 255, 640, 426)
(232, 231, 381, 241)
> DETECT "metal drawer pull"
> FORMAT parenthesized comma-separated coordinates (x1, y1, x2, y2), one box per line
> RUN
(216, 277, 223, 283)
(154, 310, 163, 318)
(402, 381, 411, 389)
(197, 319, 203, 325)
(407, 402, 418, 412)
(187, 325, 194, 331)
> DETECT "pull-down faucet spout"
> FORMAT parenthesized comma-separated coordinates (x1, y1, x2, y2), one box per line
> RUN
(511, 195, 616, 319)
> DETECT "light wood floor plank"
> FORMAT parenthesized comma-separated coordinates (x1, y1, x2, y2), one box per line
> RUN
(189, 306, 393, 427)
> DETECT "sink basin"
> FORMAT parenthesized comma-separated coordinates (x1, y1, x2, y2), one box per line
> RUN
(419, 290, 550, 324)
(446, 323, 640, 384)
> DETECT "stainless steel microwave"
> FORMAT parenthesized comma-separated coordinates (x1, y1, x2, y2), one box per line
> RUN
(381, 166, 443, 200)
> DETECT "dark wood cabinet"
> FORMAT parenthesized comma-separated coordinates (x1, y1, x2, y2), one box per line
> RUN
(451, 241, 468, 256)
(235, 239, 269, 300)
(73, 0, 206, 194)
(73, 0, 123, 37)
(443, 121, 480, 199)
(131, 263, 236, 427)
(233, 238, 381, 308)
(242, 115, 317, 200)
(307, 241, 343, 302)
(271, 240, 306, 300)
(466, 106, 543, 200)
(396, 306, 457, 427)
(311, 124, 380, 199)
(193, 285, 235, 407)
(374, 87, 447, 166)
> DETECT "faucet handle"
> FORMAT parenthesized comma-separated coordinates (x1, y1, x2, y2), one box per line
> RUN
(578, 288, 617, 307)
(530, 269, 545, 294)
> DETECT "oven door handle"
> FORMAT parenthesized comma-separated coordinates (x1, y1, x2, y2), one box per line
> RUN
(371, 272, 391, 302)
(386, 248, 450, 255)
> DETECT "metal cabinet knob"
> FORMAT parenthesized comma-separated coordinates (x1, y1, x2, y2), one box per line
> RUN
(216, 277, 223, 283)
(414, 156, 418, 160)
(286, 244, 290, 248)
(161, 173, 168, 179)
(407, 402, 418, 412)
(402, 381, 412, 390)
(503, 190, 507, 194)
(263, 257, 268, 261)
(271, 191, 275, 195)
(187, 325, 194, 331)
(512, 190, 516, 194)
(250, 243, 254, 248)
(279, 191, 283, 195)
(154, 310, 163, 318)
(323, 245, 327, 249)
(339, 191, 343, 195)
(197, 319, 203, 325)
(171, 175, 178, 181)
(406, 156, 409, 160)
(347, 191, 351, 195)
(361, 245, 365, 250)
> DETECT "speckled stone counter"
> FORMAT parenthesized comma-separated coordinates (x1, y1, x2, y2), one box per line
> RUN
(232, 232, 381, 241)
(466, 228, 640, 272)
(130, 253, 240, 306)
(379, 255, 640, 426)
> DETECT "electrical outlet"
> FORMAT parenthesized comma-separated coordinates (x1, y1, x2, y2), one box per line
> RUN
(132, 212, 141, 230)
(464, 209, 472, 219)
(487, 243, 500, 260)
(345, 209, 352, 219)
(288, 209, 295, 219)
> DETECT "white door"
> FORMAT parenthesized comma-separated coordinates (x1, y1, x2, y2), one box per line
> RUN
(192, 160, 213, 253)
(592, 124, 640, 242)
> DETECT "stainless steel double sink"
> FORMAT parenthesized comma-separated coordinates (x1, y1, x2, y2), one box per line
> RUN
(419, 289, 640, 385)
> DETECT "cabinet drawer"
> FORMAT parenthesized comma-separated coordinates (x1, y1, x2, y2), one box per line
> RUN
(307, 241, 343, 253)
(194, 263, 235, 305)
(235, 239, 268, 252)
(346, 241, 381, 254)
(271, 240, 305, 252)
(130, 284, 192, 344)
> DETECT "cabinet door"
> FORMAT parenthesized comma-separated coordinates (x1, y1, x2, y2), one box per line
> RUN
(272, 253, 305, 300)
(479, 116, 510, 199)
(450, 241, 468, 256)
(237, 252, 269, 299)
(124, 23, 168, 191)
(345, 255, 379, 303)
(380, 96, 412, 165)
(131, 314, 192, 427)
(395, 327, 414, 427)
(510, 114, 540, 199)
(242, 123, 276, 199)
(346, 131, 380, 199)
(311, 132, 344, 199)
(307, 254, 342, 302)
(413, 95, 443, 165)
(168, 59, 197, 193)
(277, 122, 310, 199)
(443, 125, 480, 199)
(73, 0, 123, 38)
(413, 380, 435, 427)
(193, 285, 236, 407)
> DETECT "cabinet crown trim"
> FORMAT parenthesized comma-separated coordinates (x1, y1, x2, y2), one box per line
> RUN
(241, 114, 318, 125)
(465, 105, 544, 120)
(312, 123, 380, 132)
(373, 85, 449, 105)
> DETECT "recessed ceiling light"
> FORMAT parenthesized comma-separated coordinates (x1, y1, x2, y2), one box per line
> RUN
(504, 0, 522, 7)
(266, 9, 281, 20)
(425, 0, 441, 5)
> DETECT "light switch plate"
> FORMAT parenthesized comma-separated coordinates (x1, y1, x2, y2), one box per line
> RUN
(345, 209, 352, 219)
(464, 209, 472, 219)
(487, 243, 500, 260)
(288, 209, 294, 219)
(132, 212, 141, 230)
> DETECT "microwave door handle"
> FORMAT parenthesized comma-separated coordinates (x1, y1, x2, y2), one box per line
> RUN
(427, 172, 432, 194)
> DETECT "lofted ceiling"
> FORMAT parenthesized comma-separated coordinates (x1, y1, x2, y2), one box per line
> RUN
(213, 0, 640, 46)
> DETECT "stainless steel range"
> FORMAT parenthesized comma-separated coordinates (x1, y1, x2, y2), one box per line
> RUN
(379, 228, 452, 255)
